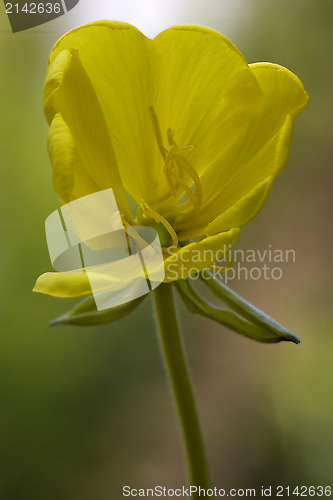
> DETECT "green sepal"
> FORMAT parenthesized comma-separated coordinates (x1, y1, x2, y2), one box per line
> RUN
(50, 293, 146, 327)
(175, 278, 299, 344)
(200, 270, 300, 344)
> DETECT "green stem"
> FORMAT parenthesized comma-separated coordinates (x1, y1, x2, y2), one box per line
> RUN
(153, 283, 210, 490)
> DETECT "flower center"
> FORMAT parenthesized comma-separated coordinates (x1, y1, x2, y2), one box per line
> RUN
(133, 107, 204, 249)
(148, 106, 202, 215)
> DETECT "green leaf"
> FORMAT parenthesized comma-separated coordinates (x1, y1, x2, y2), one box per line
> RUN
(50, 293, 146, 327)
(175, 279, 299, 344)
(199, 270, 300, 344)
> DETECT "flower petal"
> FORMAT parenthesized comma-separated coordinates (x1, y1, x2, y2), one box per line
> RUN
(44, 45, 132, 219)
(46, 22, 262, 208)
(182, 111, 294, 238)
(33, 271, 92, 297)
(47, 113, 75, 203)
(151, 25, 263, 201)
(177, 63, 309, 235)
(204, 177, 272, 236)
(34, 226, 239, 296)
(46, 21, 163, 205)
(33, 266, 147, 298)
(163, 227, 240, 282)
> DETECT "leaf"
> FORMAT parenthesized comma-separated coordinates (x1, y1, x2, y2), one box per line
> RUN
(199, 270, 300, 344)
(175, 279, 300, 344)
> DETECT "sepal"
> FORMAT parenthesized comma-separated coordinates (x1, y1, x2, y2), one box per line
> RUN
(175, 277, 300, 344)
(200, 270, 300, 343)
(50, 293, 146, 327)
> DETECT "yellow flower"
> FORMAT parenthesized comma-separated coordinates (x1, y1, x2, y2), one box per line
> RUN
(34, 21, 308, 298)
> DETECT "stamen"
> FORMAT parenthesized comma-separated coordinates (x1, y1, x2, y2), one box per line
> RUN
(119, 212, 130, 227)
(149, 106, 167, 160)
(168, 129, 202, 209)
(140, 201, 179, 248)
(171, 168, 199, 215)
(164, 147, 177, 196)
(121, 213, 153, 254)
(165, 128, 202, 211)
(141, 190, 172, 206)
(167, 128, 175, 147)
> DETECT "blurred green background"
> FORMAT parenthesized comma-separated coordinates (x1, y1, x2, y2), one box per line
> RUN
(1, 0, 332, 498)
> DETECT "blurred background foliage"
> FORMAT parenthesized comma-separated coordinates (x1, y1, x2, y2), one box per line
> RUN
(0, 0, 332, 498)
